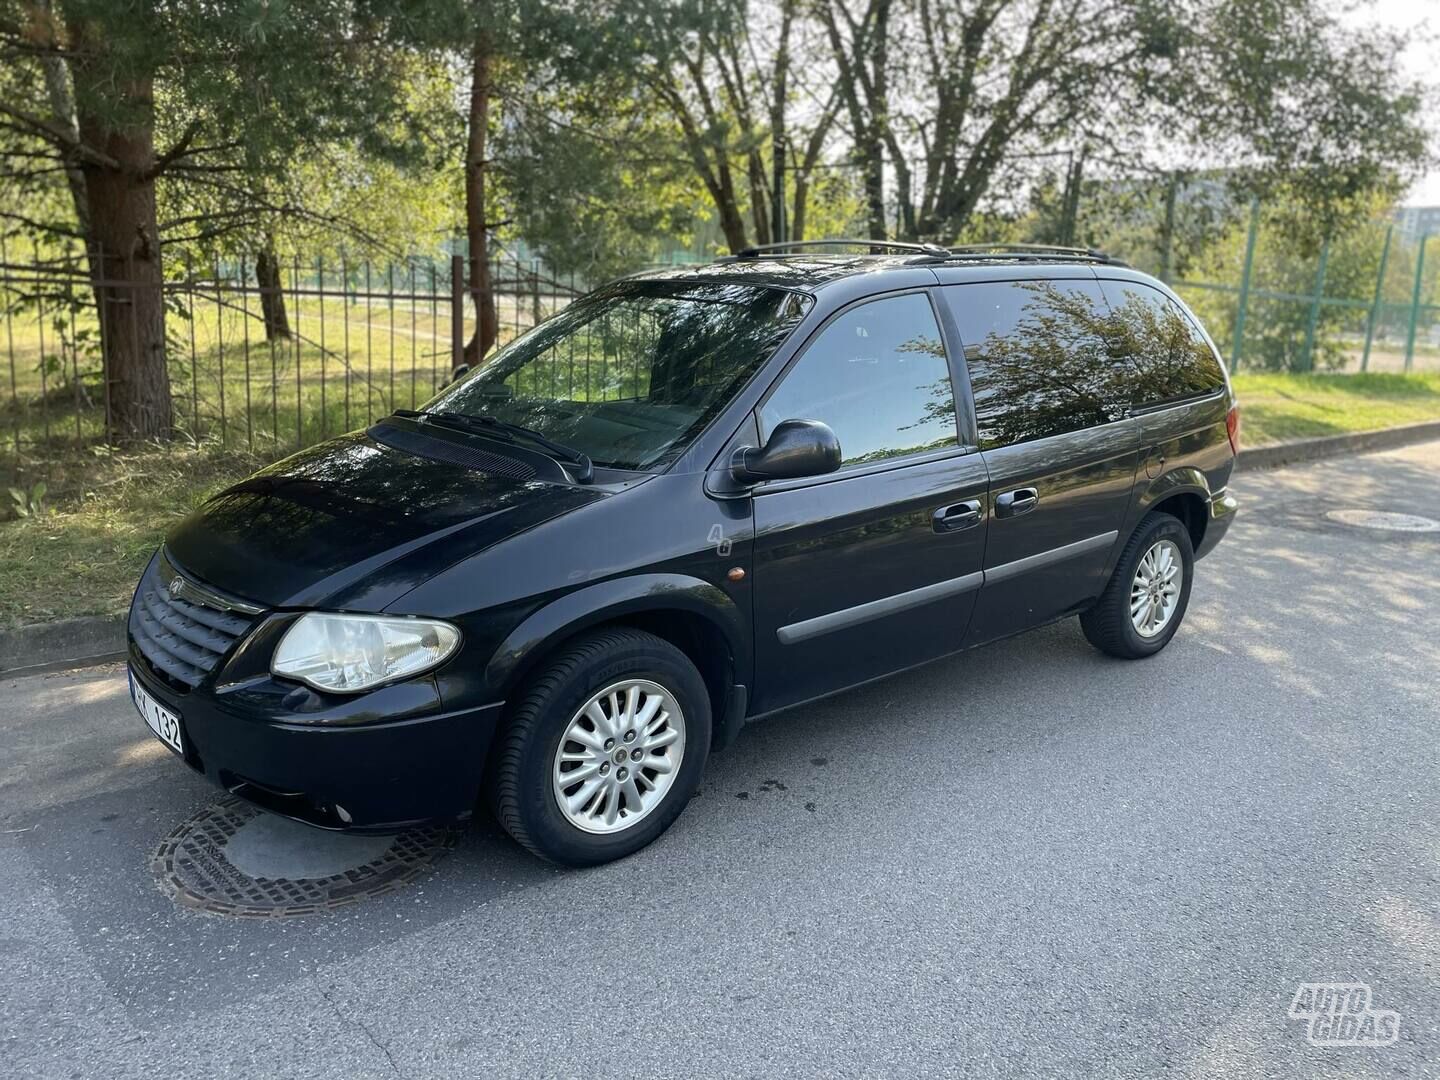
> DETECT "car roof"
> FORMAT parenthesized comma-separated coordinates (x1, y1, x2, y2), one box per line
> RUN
(624, 255, 923, 292)
(625, 251, 1147, 296)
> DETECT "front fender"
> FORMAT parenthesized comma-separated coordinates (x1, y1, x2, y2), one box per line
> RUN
(484, 573, 749, 698)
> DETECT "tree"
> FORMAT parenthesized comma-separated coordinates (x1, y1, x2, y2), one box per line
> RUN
(501, 82, 711, 281)
(818, 0, 1429, 244)
(1166, 0, 1430, 240)
(254, 242, 291, 342)
(1185, 193, 1397, 371)
(462, 26, 499, 365)
(432, 1, 593, 366)
(0, 0, 448, 439)
(614, 0, 843, 253)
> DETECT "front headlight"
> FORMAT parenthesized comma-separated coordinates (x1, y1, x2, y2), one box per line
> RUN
(271, 612, 460, 693)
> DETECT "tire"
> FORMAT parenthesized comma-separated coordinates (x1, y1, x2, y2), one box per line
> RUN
(488, 627, 711, 867)
(1080, 511, 1195, 660)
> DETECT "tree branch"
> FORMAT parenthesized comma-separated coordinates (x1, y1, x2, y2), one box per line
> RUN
(0, 100, 120, 169)
(144, 122, 213, 178)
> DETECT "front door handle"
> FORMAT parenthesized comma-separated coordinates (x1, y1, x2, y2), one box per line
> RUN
(933, 499, 983, 533)
(995, 487, 1039, 518)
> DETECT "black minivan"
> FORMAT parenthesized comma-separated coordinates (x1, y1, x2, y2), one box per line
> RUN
(127, 241, 1239, 865)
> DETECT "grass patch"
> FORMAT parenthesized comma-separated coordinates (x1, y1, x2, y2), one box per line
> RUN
(4, 371, 1440, 625)
(0, 443, 266, 625)
(1231, 371, 1440, 446)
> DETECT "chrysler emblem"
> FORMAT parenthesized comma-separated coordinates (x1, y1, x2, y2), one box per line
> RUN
(169, 575, 186, 599)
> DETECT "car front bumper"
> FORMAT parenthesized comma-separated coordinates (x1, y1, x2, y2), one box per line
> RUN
(127, 654, 505, 833)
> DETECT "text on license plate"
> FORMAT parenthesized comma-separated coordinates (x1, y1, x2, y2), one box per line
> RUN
(130, 671, 183, 755)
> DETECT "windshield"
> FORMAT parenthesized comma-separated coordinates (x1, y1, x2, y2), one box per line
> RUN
(424, 280, 812, 470)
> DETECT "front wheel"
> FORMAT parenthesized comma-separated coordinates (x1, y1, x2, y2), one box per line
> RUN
(488, 628, 711, 866)
(1080, 512, 1194, 659)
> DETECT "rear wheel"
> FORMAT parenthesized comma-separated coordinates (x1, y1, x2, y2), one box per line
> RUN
(1080, 512, 1194, 659)
(489, 628, 711, 866)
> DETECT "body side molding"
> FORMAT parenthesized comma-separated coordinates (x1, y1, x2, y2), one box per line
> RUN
(984, 531, 1119, 585)
(775, 530, 1120, 644)
(777, 571, 984, 645)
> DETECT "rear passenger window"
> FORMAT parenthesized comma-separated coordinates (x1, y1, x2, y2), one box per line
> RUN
(760, 293, 958, 467)
(1099, 282, 1226, 409)
(942, 280, 1122, 450)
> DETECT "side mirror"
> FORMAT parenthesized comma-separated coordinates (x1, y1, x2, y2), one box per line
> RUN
(730, 419, 842, 485)
(448, 363, 471, 385)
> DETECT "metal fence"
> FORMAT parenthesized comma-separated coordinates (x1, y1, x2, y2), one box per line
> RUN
(3, 219, 1439, 466)
(1165, 207, 1440, 376)
(0, 243, 584, 462)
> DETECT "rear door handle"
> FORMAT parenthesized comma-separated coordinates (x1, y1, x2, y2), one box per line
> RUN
(933, 499, 983, 533)
(995, 487, 1039, 518)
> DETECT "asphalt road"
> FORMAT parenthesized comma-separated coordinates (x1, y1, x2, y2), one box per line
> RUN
(3, 441, 1439, 1079)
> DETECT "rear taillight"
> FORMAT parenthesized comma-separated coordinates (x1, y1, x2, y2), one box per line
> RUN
(1225, 404, 1240, 456)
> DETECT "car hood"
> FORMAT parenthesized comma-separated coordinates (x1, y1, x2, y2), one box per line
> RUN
(164, 430, 607, 610)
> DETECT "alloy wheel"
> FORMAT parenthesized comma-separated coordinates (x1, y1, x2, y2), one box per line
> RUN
(551, 679, 686, 834)
(1130, 539, 1183, 638)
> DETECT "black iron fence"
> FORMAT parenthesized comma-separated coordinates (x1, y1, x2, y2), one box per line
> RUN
(0, 242, 586, 461)
(4, 223, 1439, 466)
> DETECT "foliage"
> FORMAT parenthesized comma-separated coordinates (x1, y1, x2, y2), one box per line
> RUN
(1160, 0, 1432, 241)
(1185, 193, 1397, 371)
(499, 77, 709, 279)
(0, 0, 1434, 443)
(1024, 169, 1239, 279)
(2, 0, 1430, 262)
(814, 0, 1429, 244)
(8, 480, 46, 518)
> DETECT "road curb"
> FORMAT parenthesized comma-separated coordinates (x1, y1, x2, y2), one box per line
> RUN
(1236, 419, 1440, 472)
(0, 615, 126, 679)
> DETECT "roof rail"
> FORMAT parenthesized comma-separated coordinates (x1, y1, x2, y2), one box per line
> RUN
(730, 238, 951, 259)
(926, 243, 1129, 267)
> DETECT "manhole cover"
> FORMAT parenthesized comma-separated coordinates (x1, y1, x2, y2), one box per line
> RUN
(1323, 509, 1440, 533)
(151, 797, 460, 917)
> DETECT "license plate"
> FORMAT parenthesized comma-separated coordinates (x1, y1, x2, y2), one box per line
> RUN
(130, 670, 183, 756)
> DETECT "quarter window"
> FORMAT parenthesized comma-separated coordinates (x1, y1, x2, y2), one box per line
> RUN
(759, 293, 958, 467)
(942, 280, 1122, 450)
(1099, 282, 1226, 408)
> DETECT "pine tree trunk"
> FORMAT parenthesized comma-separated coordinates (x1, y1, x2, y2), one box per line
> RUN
(463, 32, 498, 368)
(70, 46, 172, 442)
(255, 246, 291, 341)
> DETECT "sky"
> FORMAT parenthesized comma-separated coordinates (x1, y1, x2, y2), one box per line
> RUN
(1366, 0, 1440, 205)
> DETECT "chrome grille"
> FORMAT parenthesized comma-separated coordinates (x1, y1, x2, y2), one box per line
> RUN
(129, 552, 260, 690)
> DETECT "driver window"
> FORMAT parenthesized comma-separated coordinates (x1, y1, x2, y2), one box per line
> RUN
(759, 293, 958, 467)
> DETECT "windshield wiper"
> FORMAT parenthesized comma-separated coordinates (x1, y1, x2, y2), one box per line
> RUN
(394, 409, 594, 483)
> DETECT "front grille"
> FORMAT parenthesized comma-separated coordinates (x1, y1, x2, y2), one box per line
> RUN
(129, 553, 260, 690)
